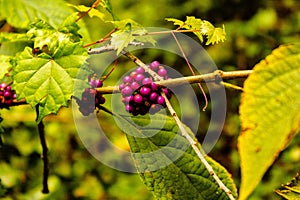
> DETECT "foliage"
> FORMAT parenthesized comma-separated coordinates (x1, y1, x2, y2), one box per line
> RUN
(238, 44, 300, 200)
(0, 0, 299, 200)
(116, 114, 237, 199)
(165, 16, 226, 45)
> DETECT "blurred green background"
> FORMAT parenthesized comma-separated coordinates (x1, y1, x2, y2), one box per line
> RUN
(0, 0, 300, 199)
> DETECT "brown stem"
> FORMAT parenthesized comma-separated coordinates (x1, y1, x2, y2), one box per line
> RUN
(36, 106, 49, 194)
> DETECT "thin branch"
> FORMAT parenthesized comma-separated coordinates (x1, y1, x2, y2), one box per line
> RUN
(83, 28, 118, 48)
(123, 52, 236, 200)
(75, 0, 102, 22)
(36, 106, 49, 194)
(95, 70, 252, 94)
(170, 31, 208, 111)
(87, 42, 144, 54)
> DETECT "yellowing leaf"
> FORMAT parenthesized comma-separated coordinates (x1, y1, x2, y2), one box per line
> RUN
(165, 16, 226, 45)
(67, 4, 105, 20)
(238, 44, 300, 200)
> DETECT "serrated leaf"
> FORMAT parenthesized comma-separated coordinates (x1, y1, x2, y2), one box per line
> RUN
(275, 173, 300, 200)
(111, 30, 134, 55)
(13, 45, 89, 123)
(165, 16, 226, 45)
(0, 0, 72, 29)
(115, 114, 237, 199)
(67, 4, 105, 20)
(238, 44, 300, 200)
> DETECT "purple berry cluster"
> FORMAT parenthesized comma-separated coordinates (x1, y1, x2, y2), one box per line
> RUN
(0, 83, 16, 108)
(119, 61, 172, 115)
(76, 76, 106, 116)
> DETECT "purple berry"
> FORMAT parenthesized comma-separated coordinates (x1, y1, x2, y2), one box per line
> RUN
(150, 61, 160, 70)
(142, 77, 152, 85)
(133, 94, 143, 104)
(158, 68, 167, 77)
(95, 80, 103, 88)
(125, 104, 134, 112)
(135, 74, 145, 82)
(6, 86, 11, 91)
(157, 96, 165, 105)
(124, 95, 134, 103)
(149, 92, 158, 102)
(123, 76, 132, 83)
(122, 86, 133, 95)
(150, 83, 158, 91)
(3, 91, 11, 98)
(139, 86, 151, 96)
(130, 82, 140, 90)
(135, 67, 145, 74)
(119, 83, 125, 90)
(0, 83, 7, 89)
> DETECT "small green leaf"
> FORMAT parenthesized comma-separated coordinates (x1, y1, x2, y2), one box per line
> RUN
(111, 30, 135, 55)
(238, 44, 300, 200)
(165, 16, 226, 45)
(110, 19, 156, 55)
(275, 173, 300, 200)
(0, 0, 72, 29)
(115, 114, 237, 199)
(67, 4, 105, 20)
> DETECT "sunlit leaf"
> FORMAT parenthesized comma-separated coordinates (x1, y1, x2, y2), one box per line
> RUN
(67, 4, 105, 20)
(0, 55, 11, 79)
(165, 16, 226, 45)
(115, 114, 238, 199)
(275, 173, 300, 200)
(238, 44, 300, 200)
(110, 19, 156, 55)
(0, 0, 72, 29)
(0, 32, 32, 56)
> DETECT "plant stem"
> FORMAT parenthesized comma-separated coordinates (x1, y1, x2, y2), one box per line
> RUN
(95, 70, 252, 94)
(36, 106, 49, 194)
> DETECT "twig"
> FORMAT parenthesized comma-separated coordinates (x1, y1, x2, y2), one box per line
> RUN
(75, 0, 102, 22)
(95, 70, 252, 94)
(36, 106, 49, 194)
(87, 42, 144, 54)
(123, 52, 236, 200)
(83, 28, 118, 48)
(170, 31, 208, 111)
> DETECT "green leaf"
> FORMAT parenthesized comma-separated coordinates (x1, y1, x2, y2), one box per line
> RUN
(0, 179, 6, 197)
(165, 16, 226, 45)
(115, 114, 237, 199)
(0, 0, 72, 29)
(67, 4, 105, 20)
(275, 173, 300, 200)
(13, 45, 89, 123)
(0, 32, 32, 56)
(0, 55, 12, 79)
(110, 19, 156, 55)
(238, 44, 300, 200)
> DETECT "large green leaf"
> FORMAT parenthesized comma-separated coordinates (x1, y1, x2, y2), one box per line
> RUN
(0, 0, 72, 29)
(115, 114, 237, 199)
(238, 44, 300, 199)
(13, 46, 89, 123)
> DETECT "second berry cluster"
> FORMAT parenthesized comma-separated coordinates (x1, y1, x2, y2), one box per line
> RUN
(119, 61, 172, 115)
